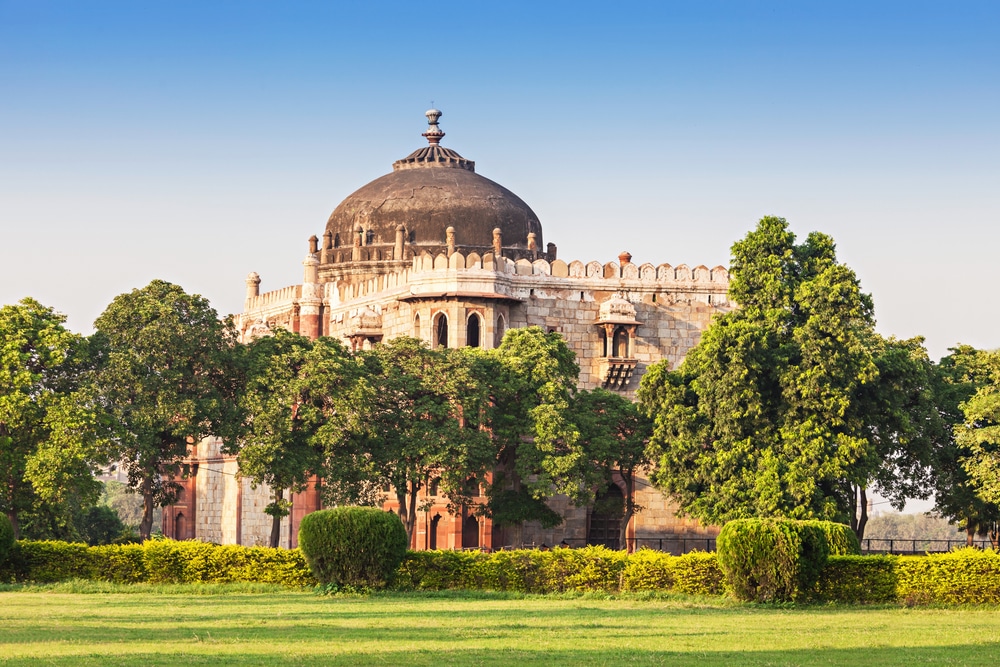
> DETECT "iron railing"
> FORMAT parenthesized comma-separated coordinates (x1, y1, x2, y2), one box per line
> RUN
(859, 538, 997, 554)
(482, 537, 997, 555)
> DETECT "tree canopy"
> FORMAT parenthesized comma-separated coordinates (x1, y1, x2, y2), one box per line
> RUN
(0, 298, 102, 539)
(92, 280, 239, 540)
(637, 217, 942, 537)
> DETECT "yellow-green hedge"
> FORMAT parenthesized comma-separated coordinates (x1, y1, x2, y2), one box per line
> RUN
(394, 546, 724, 595)
(0, 539, 315, 587)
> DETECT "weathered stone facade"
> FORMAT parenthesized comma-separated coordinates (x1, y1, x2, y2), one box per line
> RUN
(164, 110, 728, 551)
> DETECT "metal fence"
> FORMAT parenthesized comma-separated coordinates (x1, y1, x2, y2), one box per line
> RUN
(860, 538, 997, 555)
(486, 537, 998, 555)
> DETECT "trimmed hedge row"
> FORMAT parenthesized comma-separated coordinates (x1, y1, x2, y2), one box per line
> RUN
(5, 538, 1000, 604)
(816, 548, 1000, 605)
(394, 546, 725, 595)
(0, 539, 315, 587)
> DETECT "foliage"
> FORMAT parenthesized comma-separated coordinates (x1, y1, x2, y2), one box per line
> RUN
(931, 346, 1000, 544)
(813, 555, 899, 603)
(334, 338, 495, 544)
(801, 520, 861, 555)
(864, 512, 963, 541)
(77, 505, 128, 546)
(0, 539, 314, 587)
(639, 218, 878, 527)
(716, 518, 829, 602)
(91, 280, 240, 540)
(0, 514, 13, 565)
(232, 330, 324, 547)
(394, 546, 723, 596)
(0, 298, 102, 540)
(845, 335, 945, 539)
(956, 351, 1000, 509)
(569, 389, 652, 552)
(297, 507, 408, 589)
(638, 218, 942, 540)
(100, 480, 159, 532)
(481, 327, 580, 542)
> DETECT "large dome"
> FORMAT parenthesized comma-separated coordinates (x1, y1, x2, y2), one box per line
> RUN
(323, 110, 544, 258)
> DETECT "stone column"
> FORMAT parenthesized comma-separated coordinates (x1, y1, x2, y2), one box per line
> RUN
(394, 224, 406, 260)
(446, 226, 456, 256)
(492, 227, 503, 257)
(299, 254, 322, 340)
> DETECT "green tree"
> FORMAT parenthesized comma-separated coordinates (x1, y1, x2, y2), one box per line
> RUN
(0, 298, 101, 539)
(932, 346, 1000, 546)
(312, 337, 495, 545)
(231, 330, 324, 547)
(845, 335, 945, 539)
(92, 280, 239, 540)
(482, 327, 580, 546)
(638, 217, 878, 528)
(571, 388, 652, 552)
(955, 349, 1000, 545)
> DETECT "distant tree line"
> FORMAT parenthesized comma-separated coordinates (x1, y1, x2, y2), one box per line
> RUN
(2, 217, 998, 548)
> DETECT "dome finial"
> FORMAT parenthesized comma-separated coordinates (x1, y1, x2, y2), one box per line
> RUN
(422, 108, 445, 146)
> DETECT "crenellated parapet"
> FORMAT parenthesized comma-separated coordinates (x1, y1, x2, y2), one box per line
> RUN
(408, 250, 729, 287)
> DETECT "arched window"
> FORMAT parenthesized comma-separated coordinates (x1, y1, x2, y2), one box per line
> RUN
(613, 326, 629, 358)
(413, 313, 421, 339)
(433, 313, 449, 348)
(467, 313, 481, 348)
(462, 515, 480, 549)
(495, 314, 507, 347)
(430, 514, 442, 550)
(587, 484, 624, 550)
(429, 477, 440, 496)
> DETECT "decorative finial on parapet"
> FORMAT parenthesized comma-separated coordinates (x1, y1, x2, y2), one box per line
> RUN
(618, 251, 633, 265)
(492, 227, 503, 257)
(246, 271, 261, 299)
(422, 108, 445, 146)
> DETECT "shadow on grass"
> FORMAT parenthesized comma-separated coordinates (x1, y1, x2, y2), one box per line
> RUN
(0, 644, 991, 667)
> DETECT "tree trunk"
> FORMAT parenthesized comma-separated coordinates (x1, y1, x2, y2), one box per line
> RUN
(139, 475, 154, 541)
(406, 482, 419, 548)
(269, 488, 284, 548)
(5, 509, 18, 541)
(621, 472, 635, 554)
(848, 483, 859, 536)
(856, 487, 869, 543)
(967, 524, 976, 547)
(396, 486, 415, 548)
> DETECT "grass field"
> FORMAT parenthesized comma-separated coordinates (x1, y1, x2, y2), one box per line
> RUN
(2, 583, 999, 666)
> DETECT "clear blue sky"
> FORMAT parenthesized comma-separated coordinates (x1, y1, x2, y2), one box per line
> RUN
(1, 1, 998, 363)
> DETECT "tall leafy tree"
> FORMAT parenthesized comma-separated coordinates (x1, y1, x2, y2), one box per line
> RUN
(845, 335, 945, 539)
(92, 280, 239, 540)
(0, 298, 100, 539)
(231, 329, 323, 547)
(570, 388, 652, 552)
(316, 337, 495, 545)
(955, 349, 1000, 545)
(638, 217, 878, 527)
(932, 346, 1000, 546)
(482, 327, 580, 546)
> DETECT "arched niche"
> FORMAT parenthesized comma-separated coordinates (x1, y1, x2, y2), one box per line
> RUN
(433, 312, 449, 348)
(467, 312, 482, 348)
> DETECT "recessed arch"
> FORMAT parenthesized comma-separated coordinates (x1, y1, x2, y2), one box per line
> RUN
(413, 313, 421, 339)
(467, 312, 482, 348)
(433, 312, 449, 348)
(495, 313, 507, 347)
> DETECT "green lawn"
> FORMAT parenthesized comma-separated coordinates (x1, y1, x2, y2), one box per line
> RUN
(2, 584, 999, 666)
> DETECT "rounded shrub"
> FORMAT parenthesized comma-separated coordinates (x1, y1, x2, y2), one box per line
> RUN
(298, 507, 408, 589)
(0, 514, 14, 565)
(802, 520, 860, 555)
(716, 518, 829, 602)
